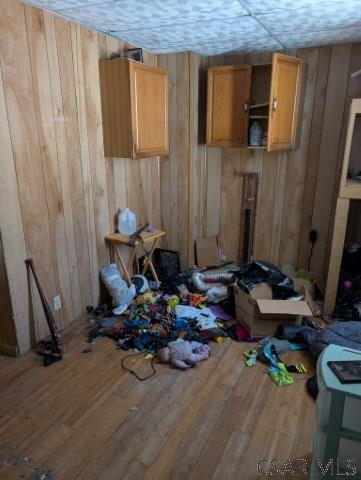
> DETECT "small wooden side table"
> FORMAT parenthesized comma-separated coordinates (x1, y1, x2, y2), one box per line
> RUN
(105, 230, 165, 285)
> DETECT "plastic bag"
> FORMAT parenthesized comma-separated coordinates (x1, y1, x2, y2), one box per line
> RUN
(100, 263, 136, 315)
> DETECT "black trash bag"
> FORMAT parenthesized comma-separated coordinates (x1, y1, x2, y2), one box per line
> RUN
(237, 260, 296, 299)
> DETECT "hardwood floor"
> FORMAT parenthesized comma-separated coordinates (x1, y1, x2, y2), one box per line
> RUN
(0, 324, 316, 480)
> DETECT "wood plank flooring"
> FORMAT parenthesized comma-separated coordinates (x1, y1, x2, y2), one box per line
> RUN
(0, 324, 316, 480)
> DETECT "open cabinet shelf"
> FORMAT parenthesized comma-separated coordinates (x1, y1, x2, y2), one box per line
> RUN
(206, 54, 303, 151)
(249, 102, 269, 109)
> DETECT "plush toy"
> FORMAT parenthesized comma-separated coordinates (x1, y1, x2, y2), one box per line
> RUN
(158, 340, 210, 370)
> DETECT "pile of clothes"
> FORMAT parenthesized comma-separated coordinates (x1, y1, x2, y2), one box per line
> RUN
(87, 275, 241, 370)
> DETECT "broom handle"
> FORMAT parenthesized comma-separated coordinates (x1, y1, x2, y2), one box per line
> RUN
(25, 258, 64, 353)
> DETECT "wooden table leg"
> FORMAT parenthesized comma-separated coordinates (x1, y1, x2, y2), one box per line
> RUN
(141, 239, 160, 282)
(114, 246, 132, 285)
(127, 245, 138, 274)
(109, 243, 114, 263)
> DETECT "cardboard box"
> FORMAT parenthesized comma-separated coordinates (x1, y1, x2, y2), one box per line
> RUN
(195, 237, 220, 267)
(234, 282, 316, 338)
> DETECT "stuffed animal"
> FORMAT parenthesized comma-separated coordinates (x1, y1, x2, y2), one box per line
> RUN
(158, 340, 210, 370)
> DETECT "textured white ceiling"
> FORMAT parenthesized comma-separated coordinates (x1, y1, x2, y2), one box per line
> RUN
(22, 0, 361, 55)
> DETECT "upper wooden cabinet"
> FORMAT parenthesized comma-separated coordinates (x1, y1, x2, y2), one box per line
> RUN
(268, 54, 303, 151)
(206, 53, 303, 152)
(100, 58, 169, 159)
(207, 65, 251, 147)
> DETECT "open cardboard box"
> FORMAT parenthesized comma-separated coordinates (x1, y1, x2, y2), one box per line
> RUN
(234, 282, 318, 338)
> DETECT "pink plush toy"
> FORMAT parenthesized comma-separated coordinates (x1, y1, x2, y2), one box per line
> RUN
(158, 340, 210, 370)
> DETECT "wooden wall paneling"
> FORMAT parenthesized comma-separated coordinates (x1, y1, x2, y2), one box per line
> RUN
(103, 36, 120, 232)
(250, 146, 266, 260)
(79, 28, 111, 272)
(253, 152, 277, 261)
(175, 52, 191, 267)
(205, 147, 222, 238)
(70, 22, 99, 304)
(205, 55, 224, 239)
(218, 148, 242, 261)
(0, 0, 166, 350)
(297, 47, 331, 269)
(278, 48, 319, 268)
(0, 235, 17, 355)
(160, 52, 190, 267)
(123, 158, 143, 224)
(0, 60, 28, 353)
(0, 0, 60, 340)
(269, 151, 288, 265)
(105, 38, 129, 232)
(43, 11, 82, 320)
(56, 18, 93, 309)
(158, 54, 171, 248)
(138, 156, 162, 228)
(310, 44, 352, 284)
(189, 52, 208, 264)
(218, 54, 247, 263)
(106, 44, 142, 271)
(25, 5, 74, 328)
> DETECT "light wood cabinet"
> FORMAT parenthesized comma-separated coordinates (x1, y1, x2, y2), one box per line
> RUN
(100, 58, 169, 159)
(207, 65, 251, 147)
(206, 53, 302, 151)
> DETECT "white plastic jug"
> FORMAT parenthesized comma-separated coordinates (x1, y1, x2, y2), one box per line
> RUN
(118, 208, 137, 235)
(249, 121, 262, 146)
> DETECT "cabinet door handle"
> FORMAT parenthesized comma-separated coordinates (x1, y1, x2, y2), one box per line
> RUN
(244, 102, 248, 112)
(272, 98, 278, 111)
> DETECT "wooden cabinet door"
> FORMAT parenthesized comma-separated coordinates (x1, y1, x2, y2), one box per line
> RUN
(207, 65, 251, 147)
(129, 61, 169, 159)
(267, 53, 302, 152)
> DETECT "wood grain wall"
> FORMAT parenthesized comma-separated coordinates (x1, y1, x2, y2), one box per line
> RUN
(2, 0, 361, 353)
(0, 0, 161, 353)
(158, 52, 208, 267)
(160, 44, 361, 285)
(0, 235, 17, 356)
(208, 45, 361, 285)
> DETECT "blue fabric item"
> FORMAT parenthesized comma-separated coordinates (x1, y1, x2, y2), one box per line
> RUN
(288, 342, 306, 351)
(280, 321, 361, 357)
(263, 343, 279, 369)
